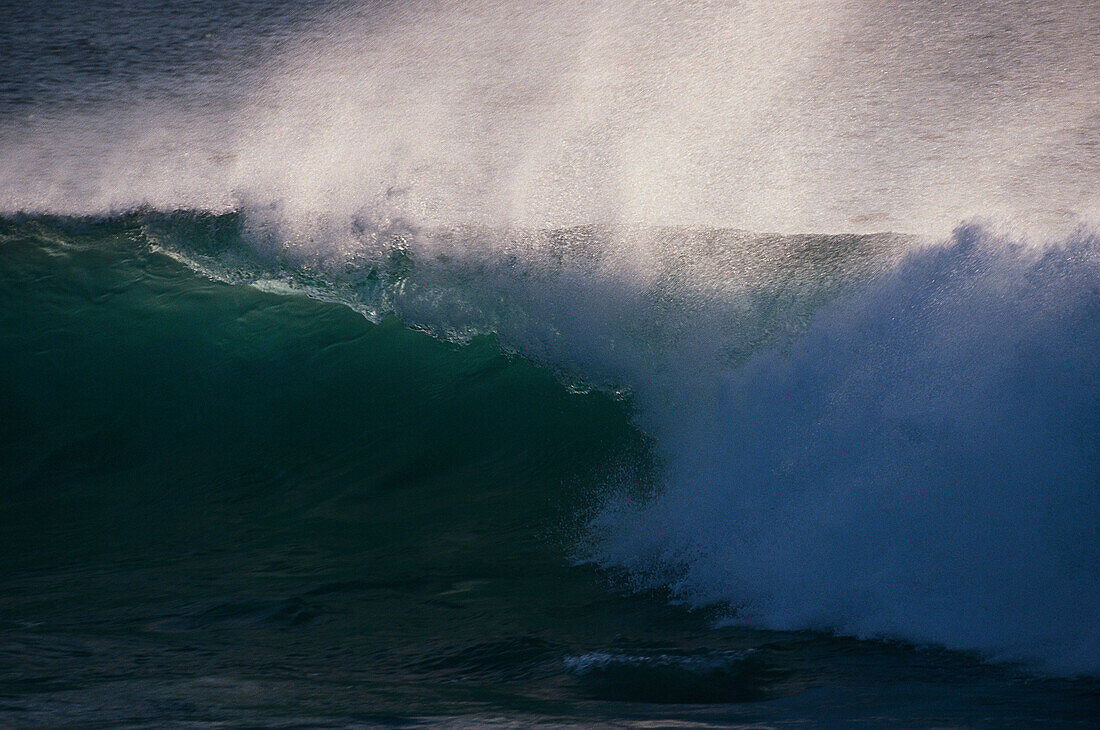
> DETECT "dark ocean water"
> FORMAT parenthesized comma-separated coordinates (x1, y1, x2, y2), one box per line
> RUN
(2, 1, 1099, 727)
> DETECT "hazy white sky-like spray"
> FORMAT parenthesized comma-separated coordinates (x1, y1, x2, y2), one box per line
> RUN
(2, 0, 1098, 236)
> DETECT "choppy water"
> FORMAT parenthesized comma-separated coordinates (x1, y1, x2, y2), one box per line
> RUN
(2, 1, 1098, 727)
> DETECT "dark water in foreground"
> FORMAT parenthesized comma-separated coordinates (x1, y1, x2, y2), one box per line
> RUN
(1, 216, 1097, 727)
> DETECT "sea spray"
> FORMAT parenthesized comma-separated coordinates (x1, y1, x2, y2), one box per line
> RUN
(584, 223, 1100, 674)
(4, 1, 1099, 237)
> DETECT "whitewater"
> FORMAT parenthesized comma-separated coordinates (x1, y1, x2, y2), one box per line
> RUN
(2, 1, 1098, 721)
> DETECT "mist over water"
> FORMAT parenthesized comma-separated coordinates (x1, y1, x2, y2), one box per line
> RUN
(2, 0, 1099, 692)
(3, 0, 1099, 235)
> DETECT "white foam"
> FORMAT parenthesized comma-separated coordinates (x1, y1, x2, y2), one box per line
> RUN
(584, 224, 1100, 675)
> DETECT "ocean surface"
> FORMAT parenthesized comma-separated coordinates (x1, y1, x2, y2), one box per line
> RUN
(1, 2, 1098, 727)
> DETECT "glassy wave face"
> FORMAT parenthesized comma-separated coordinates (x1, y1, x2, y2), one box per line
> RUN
(1, 0, 1099, 725)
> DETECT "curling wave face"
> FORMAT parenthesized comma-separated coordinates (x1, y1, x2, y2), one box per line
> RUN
(12, 209, 1098, 675)
(158, 214, 1100, 675)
